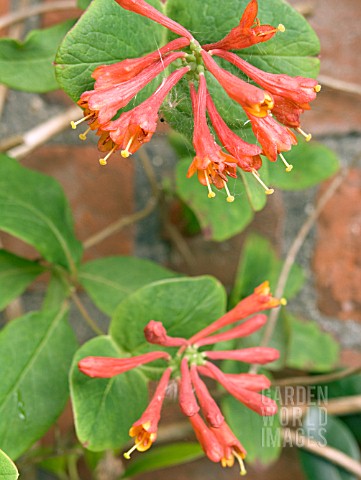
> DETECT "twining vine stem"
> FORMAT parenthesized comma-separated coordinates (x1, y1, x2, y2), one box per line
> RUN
(272, 365, 361, 387)
(70, 291, 105, 336)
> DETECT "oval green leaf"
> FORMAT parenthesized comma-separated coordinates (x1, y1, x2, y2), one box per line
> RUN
(0, 450, 19, 480)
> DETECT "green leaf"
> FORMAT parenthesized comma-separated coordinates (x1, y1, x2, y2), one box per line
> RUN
(176, 158, 254, 241)
(0, 155, 82, 272)
(285, 311, 340, 372)
(223, 386, 281, 466)
(79, 257, 178, 316)
(0, 20, 75, 93)
(230, 233, 305, 306)
(110, 276, 226, 360)
(299, 409, 360, 480)
(55, 0, 164, 101)
(122, 443, 204, 478)
(77, 0, 92, 8)
(0, 306, 77, 460)
(70, 336, 148, 451)
(164, 0, 320, 138)
(268, 141, 340, 190)
(42, 270, 71, 311)
(0, 450, 19, 480)
(0, 249, 44, 311)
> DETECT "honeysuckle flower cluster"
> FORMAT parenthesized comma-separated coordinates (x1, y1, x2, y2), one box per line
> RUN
(71, 0, 320, 200)
(78, 281, 286, 475)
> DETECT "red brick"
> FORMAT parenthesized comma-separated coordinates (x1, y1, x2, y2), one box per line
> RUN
(313, 169, 361, 322)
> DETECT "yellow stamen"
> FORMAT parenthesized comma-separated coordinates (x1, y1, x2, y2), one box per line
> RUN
(257, 24, 285, 37)
(79, 127, 91, 141)
(252, 169, 274, 195)
(223, 181, 235, 203)
(277, 23, 286, 32)
(123, 439, 143, 459)
(279, 153, 293, 172)
(99, 145, 117, 166)
(280, 297, 287, 306)
(121, 135, 135, 158)
(70, 113, 93, 130)
(204, 171, 216, 198)
(296, 127, 312, 142)
(233, 450, 247, 476)
(314, 84, 321, 93)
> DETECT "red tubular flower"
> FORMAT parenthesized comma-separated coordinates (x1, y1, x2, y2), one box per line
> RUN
(101, 66, 190, 160)
(203, 0, 284, 51)
(212, 50, 320, 105)
(124, 367, 172, 457)
(197, 366, 271, 392)
(188, 413, 224, 463)
(210, 422, 247, 473)
(187, 74, 238, 201)
(271, 95, 312, 134)
(114, 0, 194, 40)
(93, 37, 190, 87)
(247, 112, 298, 163)
(205, 346, 280, 364)
(190, 364, 224, 428)
(189, 281, 284, 344)
(144, 320, 189, 347)
(206, 92, 263, 172)
(201, 50, 274, 118)
(202, 362, 278, 416)
(79, 51, 185, 126)
(179, 358, 200, 417)
(195, 314, 267, 347)
(78, 351, 170, 378)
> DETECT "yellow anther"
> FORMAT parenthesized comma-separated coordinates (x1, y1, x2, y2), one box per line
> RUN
(314, 84, 321, 93)
(79, 127, 91, 141)
(279, 153, 293, 172)
(121, 135, 135, 158)
(224, 181, 235, 203)
(277, 24, 286, 32)
(204, 171, 216, 198)
(70, 113, 93, 130)
(252, 169, 274, 195)
(99, 145, 117, 166)
(296, 127, 312, 142)
(280, 298, 287, 306)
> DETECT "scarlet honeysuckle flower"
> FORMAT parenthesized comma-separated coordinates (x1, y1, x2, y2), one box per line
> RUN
(206, 92, 263, 172)
(114, 0, 194, 41)
(78, 281, 283, 474)
(124, 367, 172, 457)
(93, 37, 190, 87)
(188, 74, 238, 202)
(203, 0, 284, 51)
(201, 50, 274, 118)
(101, 66, 190, 161)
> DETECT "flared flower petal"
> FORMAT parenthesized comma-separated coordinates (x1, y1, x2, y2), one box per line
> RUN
(203, 362, 278, 416)
(194, 314, 267, 347)
(189, 281, 284, 344)
(188, 413, 224, 463)
(203, 0, 283, 51)
(178, 358, 200, 417)
(93, 37, 190, 87)
(201, 50, 274, 117)
(144, 320, 189, 347)
(247, 112, 298, 162)
(125, 367, 172, 457)
(190, 364, 224, 428)
(114, 0, 193, 40)
(79, 51, 185, 125)
(78, 351, 170, 378)
(211, 50, 320, 105)
(206, 92, 263, 172)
